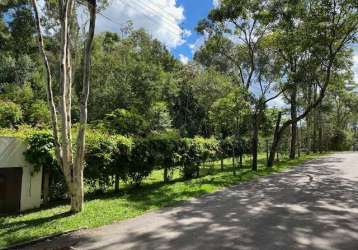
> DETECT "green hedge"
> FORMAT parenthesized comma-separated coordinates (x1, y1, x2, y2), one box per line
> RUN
(4, 129, 223, 199)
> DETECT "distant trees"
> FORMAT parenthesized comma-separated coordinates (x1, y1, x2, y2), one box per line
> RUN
(267, 0, 357, 166)
(196, 0, 357, 168)
(196, 0, 284, 170)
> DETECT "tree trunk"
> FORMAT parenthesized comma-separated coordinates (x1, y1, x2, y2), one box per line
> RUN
(297, 124, 301, 158)
(251, 112, 259, 171)
(42, 170, 50, 205)
(69, 166, 84, 212)
(232, 147, 236, 175)
(32, 0, 62, 166)
(268, 112, 282, 167)
(163, 167, 169, 182)
(318, 104, 323, 153)
(114, 174, 120, 192)
(33, 0, 96, 213)
(290, 86, 297, 159)
(220, 158, 224, 171)
(312, 84, 318, 152)
(268, 56, 334, 167)
(72, 0, 96, 213)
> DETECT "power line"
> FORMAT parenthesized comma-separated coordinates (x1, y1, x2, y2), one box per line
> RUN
(77, 0, 127, 27)
(116, 0, 183, 35)
(137, 0, 183, 22)
(130, 0, 183, 32)
(76, 0, 189, 59)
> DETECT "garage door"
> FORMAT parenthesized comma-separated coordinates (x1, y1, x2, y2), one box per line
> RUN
(0, 168, 22, 214)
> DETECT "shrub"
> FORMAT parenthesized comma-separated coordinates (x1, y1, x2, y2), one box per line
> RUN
(111, 135, 133, 190)
(146, 132, 181, 182)
(0, 100, 22, 128)
(104, 108, 149, 136)
(128, 138, 156, 185)
(27, 100, 50, 127)
(193, 136, 219, 163)
(24, 133, 66, 202)
(177, 137, 219, 179)
(85, 133, 117, 192)
(329, 130, 352, 151)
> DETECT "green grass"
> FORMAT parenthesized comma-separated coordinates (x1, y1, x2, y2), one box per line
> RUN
(0, 153, 325, 248)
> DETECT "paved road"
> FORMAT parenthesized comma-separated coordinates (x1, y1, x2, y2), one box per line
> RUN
(24, 153, 358, 250)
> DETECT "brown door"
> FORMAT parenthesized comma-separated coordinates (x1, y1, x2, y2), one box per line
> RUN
(0, 168, 22, 214)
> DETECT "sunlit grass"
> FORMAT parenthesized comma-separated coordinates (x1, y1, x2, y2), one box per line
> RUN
(0, 153, 324, 248)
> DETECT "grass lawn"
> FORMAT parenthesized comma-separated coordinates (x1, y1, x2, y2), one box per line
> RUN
(0, 153, 325, 248)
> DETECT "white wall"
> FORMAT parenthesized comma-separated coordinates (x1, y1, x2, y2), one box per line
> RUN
(0, 137, 42, 211)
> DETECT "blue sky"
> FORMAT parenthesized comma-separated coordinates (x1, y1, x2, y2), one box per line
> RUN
(170, 0, 214, 61)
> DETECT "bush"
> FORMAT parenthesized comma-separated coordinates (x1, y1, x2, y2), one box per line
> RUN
(24, 133, 56, 173)
(128, 138, 156, 185)
(18, 129, 223, 196)
(104, 108, 149, 136)
(0, 100, 23, 128)
(27, 100, 50, 127)
(24, 132, 66, 202)
(178, 137, 219, 179)
(146, 132, 181, 182)
(111, 135, 133, 189)
(220, 136, 249, 158)
(329, 130, 352, 151)
(85, 133, 117, 192)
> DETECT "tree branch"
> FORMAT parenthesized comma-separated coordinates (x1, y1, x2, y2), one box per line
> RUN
(32, 0, 63, 167)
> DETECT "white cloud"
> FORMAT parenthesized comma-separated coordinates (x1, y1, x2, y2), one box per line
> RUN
(179, 54, 189, 64)
(353, 53, 358, 83)
(188, 31, 210, 55)
(183, 29, 192, 38)
(95, 0, 186, 48)
(213, 0, 221, 7)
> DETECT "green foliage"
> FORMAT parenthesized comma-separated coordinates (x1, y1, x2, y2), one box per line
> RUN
(104, 108, 149, 136)
(23, 132, 56, 173)
(86, 29, 177, 123)
(148, 102, 172, 132)
(209, 86, 250, 137)
(23, 132, 66, 200)
(128, 138, 156, 185)
(220, 136, 250, 158)
(111, 135, 134, 182)
(0, 54, 16, 83)
(85, 133, 117, 192)
(8, 5, 36, 56)
(0, 100, 22, 127)
(27, 100, 50, 127)
(178, 137, 219, 179)
(0, 125, 47, 138)
(145, 132, 181, 181)
(329, 130, 352, 151)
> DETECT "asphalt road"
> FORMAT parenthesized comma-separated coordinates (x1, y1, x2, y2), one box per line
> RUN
(24, 152, 358, 250)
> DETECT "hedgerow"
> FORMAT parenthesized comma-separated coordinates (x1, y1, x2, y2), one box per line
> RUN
(1, 128, 223, 200)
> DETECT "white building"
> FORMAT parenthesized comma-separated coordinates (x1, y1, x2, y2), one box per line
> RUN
(0, 137, 42, 213)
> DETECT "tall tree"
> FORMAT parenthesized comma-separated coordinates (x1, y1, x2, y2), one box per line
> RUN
(196, 0, 284, 170)
(267, 0, 357, 167)
(32, 0, 97, 212)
